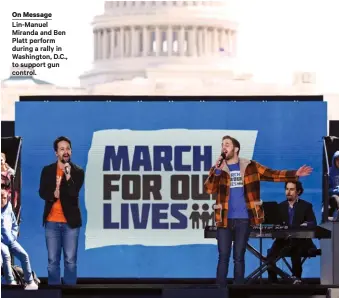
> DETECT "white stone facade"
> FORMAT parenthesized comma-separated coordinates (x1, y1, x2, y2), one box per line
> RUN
(95, 1, 237, 59)
(1, 1, 338, 124)
(80, 0, 238, 86)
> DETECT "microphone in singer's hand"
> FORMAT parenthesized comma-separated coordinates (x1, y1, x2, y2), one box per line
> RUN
(61, 159, 70, 175)
(217, 152, 227, 168)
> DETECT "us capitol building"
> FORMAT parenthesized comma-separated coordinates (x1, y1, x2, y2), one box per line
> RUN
(1, 1, 338, 121)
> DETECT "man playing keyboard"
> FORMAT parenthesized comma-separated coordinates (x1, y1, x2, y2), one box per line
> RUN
(267, 181, 317, 284)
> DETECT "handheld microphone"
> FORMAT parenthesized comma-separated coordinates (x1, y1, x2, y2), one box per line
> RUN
(217, 152, 227, 168)
(65, 166, 70, 175)
(61, 159, 70, 175)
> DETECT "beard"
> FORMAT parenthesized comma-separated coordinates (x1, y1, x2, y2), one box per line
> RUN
(61, 154, 70, 162)
(225, 149, 235, 160)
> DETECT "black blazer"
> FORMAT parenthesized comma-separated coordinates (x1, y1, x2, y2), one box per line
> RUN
(39, 162, 84, 229)
(278, 198, 317, 249)
(278, 199, 317, 228)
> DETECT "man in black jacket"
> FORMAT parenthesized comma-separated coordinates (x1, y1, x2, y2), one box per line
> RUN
(267, 181, 317, 283)
(39, 136, 84, 285)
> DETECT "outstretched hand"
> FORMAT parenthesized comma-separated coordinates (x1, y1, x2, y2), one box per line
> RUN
(296, 165, 313, 177)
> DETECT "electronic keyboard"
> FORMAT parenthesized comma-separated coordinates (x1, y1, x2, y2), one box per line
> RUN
(204, 225, 331, 239)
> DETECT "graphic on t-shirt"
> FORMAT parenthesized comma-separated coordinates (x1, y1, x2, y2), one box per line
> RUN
(228, 164, 248, 219)
(230, 170, 243, 188)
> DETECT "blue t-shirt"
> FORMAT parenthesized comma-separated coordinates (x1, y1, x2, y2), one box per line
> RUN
(227, 163, 248, 219)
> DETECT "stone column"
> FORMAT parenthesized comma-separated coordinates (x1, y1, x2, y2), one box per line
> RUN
(179, 26, 185, 56)
(220, 29, 225, 53)
(131, 26, 136, 57)
(102, 29, 108, 59)
(93, 31, 97, 60)
(227, 29, 232, 56)
(167, 26, 173, 56)
(212, 28, 218, 55)
(202, 27, 208, 56)
(125, 29, 130, 57)
(191, 26, 197, 56)
(155, 26, 161, 56)
(197, 28, 203, 56)
(98, 30, 102, 59)
(110, 28, 115, 59)
(232, 31, 237, 57)
(120, 27, 124, 58)
(134, 27, 140, 56)
(143, 26, 148, 56)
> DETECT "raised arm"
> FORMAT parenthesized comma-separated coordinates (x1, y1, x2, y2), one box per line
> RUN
(255, 162, 298, 182)
(255, 162, 312, 182)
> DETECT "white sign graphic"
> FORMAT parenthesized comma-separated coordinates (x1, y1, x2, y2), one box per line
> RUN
(85, 129, 257, 249)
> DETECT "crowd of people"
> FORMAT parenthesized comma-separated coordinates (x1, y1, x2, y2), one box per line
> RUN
(1, 153, 16, 208)
(1, 153, 38, 290)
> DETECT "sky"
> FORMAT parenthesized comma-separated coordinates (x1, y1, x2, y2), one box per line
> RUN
(0, 0, 338, 92)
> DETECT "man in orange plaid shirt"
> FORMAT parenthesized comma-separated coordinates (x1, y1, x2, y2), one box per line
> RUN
(204, 135, 312, 287)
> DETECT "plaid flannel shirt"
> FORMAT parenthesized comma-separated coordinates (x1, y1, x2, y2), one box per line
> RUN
(204, 158, 298, 227)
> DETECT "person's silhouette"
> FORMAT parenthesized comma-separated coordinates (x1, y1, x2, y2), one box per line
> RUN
(210, 210, 215, 226)
(201, 203, 212, 228)
(189, 204, 201, 229)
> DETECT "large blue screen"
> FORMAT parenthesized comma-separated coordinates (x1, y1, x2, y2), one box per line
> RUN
(15, 101, 327, 278)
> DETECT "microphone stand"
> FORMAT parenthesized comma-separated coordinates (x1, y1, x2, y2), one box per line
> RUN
(322, 137, 330, 223)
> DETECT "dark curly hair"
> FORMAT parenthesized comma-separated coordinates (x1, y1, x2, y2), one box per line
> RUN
(285, 181, 304, 196)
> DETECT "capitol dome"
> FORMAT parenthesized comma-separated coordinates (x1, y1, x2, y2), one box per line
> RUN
(79, 0, 239, 87)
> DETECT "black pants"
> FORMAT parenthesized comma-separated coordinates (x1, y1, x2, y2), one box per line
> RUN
(267, 239, 314, 281)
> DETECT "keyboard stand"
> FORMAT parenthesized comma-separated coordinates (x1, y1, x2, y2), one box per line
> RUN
(245, 224, 265, 284)
(245, 241, 293, 284)
(259, 224, 263, 283)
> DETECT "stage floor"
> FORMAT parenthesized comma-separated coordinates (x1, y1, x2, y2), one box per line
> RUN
(2, 279, 339, 298)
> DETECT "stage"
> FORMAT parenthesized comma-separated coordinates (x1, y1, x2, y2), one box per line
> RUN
(2, 278, 339, 298)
